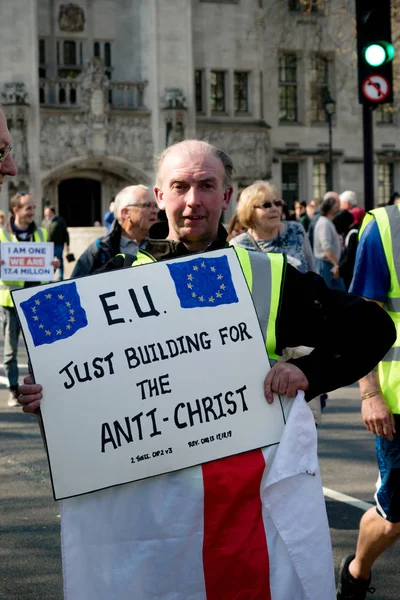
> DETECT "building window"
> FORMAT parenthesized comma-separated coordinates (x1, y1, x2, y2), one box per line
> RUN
(63, 41, 77, 65)
(93, 41, 113, 78)
(376, 104, 394, 125)
(195, 70, 204, 113)
(57, 40, 83, 77)
(234, 72, 249, 113)
(310, 55, 330, 122)
(279, 54, 297, 122)
(313, 161, 328, 199)
(378, 163, 394, 205)
(288, 0, 322, 12)
(39, 39, 46, 80)
(282, 162, 299, 208)
(210, 71, 226, 113)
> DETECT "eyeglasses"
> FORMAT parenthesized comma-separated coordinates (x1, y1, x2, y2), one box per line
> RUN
(0, 144, 12, 163)
(126, 202, 158, 209)
(255, 199, 283, 210)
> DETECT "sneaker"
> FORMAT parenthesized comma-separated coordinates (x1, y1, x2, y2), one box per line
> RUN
(337, 554, 375, 599)
(7, 390, 20, 408)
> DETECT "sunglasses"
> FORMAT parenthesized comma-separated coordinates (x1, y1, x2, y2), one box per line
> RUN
(256, 200, 283, 210)
(126, 202, 158, 209)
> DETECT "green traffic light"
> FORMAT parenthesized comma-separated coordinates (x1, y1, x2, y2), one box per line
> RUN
(364, 41, 395, 66)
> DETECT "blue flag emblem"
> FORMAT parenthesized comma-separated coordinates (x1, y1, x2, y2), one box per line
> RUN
(167, 255, 238, 309)
(20, 282, 88, 347)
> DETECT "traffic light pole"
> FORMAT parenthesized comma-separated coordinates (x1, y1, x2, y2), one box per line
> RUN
(363, 105, 374, 212)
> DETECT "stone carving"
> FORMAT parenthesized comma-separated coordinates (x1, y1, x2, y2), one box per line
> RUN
(1, 83, 29, 105)
(58, 4, 85, 32)
(10, 120, 28, 174)
(166, 121, 185, 146)
(79, 58, 110, 125)
(107, 116, 153, 167)
(198, 128, 271, 180)
(161, 88, 187, 109)
(40, 114, 88, 170)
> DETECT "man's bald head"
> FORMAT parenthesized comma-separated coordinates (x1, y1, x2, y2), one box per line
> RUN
(155, 140, 234, 190)
(0, 107, 18, 191)
(323, 191, 340, 204)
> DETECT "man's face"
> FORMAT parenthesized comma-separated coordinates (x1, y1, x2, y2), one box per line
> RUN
(14, 194, 36, 227)
(44, 207, 52, 221)
(0, 108, 17, 193)
(121, 188, 158, 232)
(154, 150, 232, 250)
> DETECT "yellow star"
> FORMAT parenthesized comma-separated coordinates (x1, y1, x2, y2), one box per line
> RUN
(31, 307, 36, 313)
(193, 265, 199, 271)
(187, 274, 193, 281)
(192, 292, 197, 298)
(199, 295, 205, 302)
(69, 309, 74, 314)
(69, 316, 75, 323)
(201, 261, 206, 268)
(56, 329, 62, 335)
(33, 315, 39, 321)
(208, 296, 215, 303)
(217, 274, 223, 280)
(220, 284, 226, 290)
(187, 283, 193, 289)
(58, 294, 64, 300)
(65, 301, 71, 307)
(45, 330, 51, 336)
(45, 293, 52, 299)
(216, 291, 222, 298)
(66, 324, 71, 330)
(35, 299, 40, 305)
(210, 266, 216, 272)
(39, 324, 44, 329)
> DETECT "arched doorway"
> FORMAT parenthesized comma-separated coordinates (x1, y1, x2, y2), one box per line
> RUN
(58, 178, 102, 226)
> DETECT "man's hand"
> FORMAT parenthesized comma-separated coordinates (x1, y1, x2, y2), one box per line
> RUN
(264, 362, 309, 404)
(361, 393, 396, 441)
(18, 375, 42, 415)
(51, 257, 60, 269)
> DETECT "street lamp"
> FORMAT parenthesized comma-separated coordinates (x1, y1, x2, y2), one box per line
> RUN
(324, 92, 336, 191)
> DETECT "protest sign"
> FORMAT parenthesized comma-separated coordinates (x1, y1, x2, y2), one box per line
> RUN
(13, 247, 285, 500)
(1, 242, 55, 282)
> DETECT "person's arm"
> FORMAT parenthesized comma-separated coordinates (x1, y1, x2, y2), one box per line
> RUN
(71, 242, 99, 278)
(302, 230, 315, 272)
(275, 265, 396, 401)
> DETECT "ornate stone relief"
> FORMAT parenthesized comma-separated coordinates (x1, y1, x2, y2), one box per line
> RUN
(79, 58, 110, 126)
(198, 128, 270, 180)
(58, 4, 85, 32)
(0, 83, 29, 105)
(107, 116, 153, 166)
(40, 114, 88, 170)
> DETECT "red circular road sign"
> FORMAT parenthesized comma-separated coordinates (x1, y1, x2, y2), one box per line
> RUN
(362, 74, 390, 103)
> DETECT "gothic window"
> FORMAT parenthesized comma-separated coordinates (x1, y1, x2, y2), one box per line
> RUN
(310, 55, 330, 122)
(313, 161, 328, 199)
(195, 70, 204, 113)
(93, 41, 113, 78)
(279, 54, 297, 121)
(39, 39, 46, 80)
(376, 104, 394, 125)
(234, 72, 249, 113)
(378, 163, 394, 204)
(57, 40, 83, 77)
(281, 162, 300, 208)
(210, 71, 226, 113)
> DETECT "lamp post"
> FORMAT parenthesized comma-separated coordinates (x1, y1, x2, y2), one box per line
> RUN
(324, 92, 336, 192)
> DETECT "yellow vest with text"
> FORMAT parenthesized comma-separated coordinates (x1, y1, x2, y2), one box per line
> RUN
(359, 204, 400, 413)
(121, 247, 284, 360)
(0, 226, 48, 308)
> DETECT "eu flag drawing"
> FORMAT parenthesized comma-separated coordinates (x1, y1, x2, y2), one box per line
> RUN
(20, 282, 88, 347)
(167, 255, 238, 309)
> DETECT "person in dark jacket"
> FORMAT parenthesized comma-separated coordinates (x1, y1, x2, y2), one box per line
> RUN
(42, 206, 70, 280)
(71, 185, 158, 278)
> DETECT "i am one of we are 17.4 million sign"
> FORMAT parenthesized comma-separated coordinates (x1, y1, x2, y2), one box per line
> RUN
(12, 248, 285, 500)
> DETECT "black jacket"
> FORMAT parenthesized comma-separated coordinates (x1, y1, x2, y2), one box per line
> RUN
(71, 222, 123, 278)
(97, 222, 396, 401)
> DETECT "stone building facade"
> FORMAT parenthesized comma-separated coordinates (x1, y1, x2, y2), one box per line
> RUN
(0, 0, 399, 226)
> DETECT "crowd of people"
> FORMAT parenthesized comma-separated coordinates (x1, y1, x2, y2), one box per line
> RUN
(1, 103, 400, 600)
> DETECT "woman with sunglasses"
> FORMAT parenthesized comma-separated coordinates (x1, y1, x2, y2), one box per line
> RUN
(230, 180, 315, 274)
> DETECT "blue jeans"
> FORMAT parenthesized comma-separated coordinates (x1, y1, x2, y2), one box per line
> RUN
(315, 258, 346, 291)
(54, 244, 64, 280)
(0, 306, 20, 389)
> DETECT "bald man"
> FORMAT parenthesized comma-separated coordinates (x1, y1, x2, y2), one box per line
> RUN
(71, 185, 158, 278)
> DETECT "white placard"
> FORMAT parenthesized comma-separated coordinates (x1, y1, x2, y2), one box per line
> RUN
(1, 242, 55, 281)
(12, 248, 285, 500)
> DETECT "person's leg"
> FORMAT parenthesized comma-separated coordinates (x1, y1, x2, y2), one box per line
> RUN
(54, 244, 64, 280)
(1, 307, 21, 405)
(349, 507, 400, 580)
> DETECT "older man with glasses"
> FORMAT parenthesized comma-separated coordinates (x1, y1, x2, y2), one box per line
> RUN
(72, 185, 159, 278)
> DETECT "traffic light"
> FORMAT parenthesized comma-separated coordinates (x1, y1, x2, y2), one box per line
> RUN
(356, 0, 395, 105)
